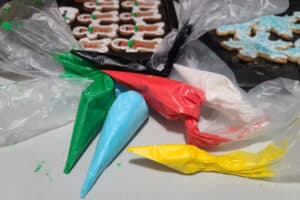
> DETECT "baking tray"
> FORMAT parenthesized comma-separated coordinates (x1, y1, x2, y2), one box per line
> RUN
(201, 0, 300, 90)
(56, 0, 178, 62)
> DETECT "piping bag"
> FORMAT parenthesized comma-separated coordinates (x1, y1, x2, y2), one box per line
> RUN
(54, 53, 116, 174)
(71, 50, 168, 76)
(81, 90, 149, 198)
(103, 70, 241, 146)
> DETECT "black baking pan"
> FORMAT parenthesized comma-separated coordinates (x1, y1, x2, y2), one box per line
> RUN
(56, 0, 178, 62)
(201, 0, 300, 90)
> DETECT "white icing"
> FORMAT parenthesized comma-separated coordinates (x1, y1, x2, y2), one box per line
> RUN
(84, 1, 119, 11)
(111, 36, 162, 53)
(79, 38, 111, 53)
(77, 11, 119, 24)
(121, 0, 160, 10)
(73, 24, 118, 39)
(59, 7, 79, 24)
(120, 10, 161, 23)
(285, 39, 300, 64)
(222, 32, 292, 61)
(119, 22, 164, 37)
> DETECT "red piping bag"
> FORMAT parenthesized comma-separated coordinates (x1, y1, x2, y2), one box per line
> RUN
(103, 70, 232, 146)
(103, 70, 205, 120)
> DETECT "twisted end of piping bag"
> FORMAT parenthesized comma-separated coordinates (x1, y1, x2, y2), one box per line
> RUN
(127, 143, 286, 178)
(80, 91, 149, 198)
(63, 73, 116, 174)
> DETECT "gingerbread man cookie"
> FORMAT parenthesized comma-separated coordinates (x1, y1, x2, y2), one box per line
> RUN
(285, 39, 300, 65)
(253, 14, 300, 40)
(73, 24, 119, 39)
(79, 38, 111, 53)
(111, 36, 162, 53)
(121, 0, 161, 11)
(59, 7, 79, 24)
(119, 22, 165, 37)
(77, 11, 119, 25)
(221, 32, 293, 64)
(83, 1, 119, 12)
(120, 10, 162, 23)
(216, 20, 257, 40)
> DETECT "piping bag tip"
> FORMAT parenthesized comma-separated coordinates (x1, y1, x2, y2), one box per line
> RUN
(80, 176, 95, 199)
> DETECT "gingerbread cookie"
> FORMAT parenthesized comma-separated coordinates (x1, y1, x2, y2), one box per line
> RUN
(285, 39, 300, 65)
(59, 7, 79, 24)
(79, 38, 111, 53)
(111, 36, 162, 52)
(83, 1, 119, 12)
(253, 14, 300, 40)
(119, 22, 165, 37)
(216, 20, 257, 40)
(77, 11, 119, 25)
(120, 10, 162, 23)
(121, 0, 160, 11)
(221, 32, 293, 64)
(73, 24, 119, 39)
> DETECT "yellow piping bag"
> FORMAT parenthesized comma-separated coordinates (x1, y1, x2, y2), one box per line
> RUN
(128, 143, 286, 178)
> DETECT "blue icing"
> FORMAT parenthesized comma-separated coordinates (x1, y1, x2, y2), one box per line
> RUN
(217, 20, 256, 38)
(223, 32, 292, 59)
(285, 39, 300, 62)
(255, 15, 300, 38)
(80, 90, 149, 198)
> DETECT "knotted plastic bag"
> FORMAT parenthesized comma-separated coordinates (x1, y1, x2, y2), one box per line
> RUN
(149, 0, 289, 72)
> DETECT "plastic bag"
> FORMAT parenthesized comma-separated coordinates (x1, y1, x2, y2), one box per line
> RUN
(0, 0, 77, 77)
(149, 0, 289, 72)
(0, 1, 87, 146)
(0, 77, 88, 146)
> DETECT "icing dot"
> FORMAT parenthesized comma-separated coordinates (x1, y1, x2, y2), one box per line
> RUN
(134, 25, 139, 32)
(134, 0, 138, 7)
(1, 21, 13, 31)
(91, 14, 96, 20)
(131, 11, 137, 17)
(127, 39, 135, 47)
(88, 26, 94, 33)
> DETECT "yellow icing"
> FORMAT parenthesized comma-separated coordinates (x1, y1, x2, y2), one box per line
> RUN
(128, 143, 286, 178)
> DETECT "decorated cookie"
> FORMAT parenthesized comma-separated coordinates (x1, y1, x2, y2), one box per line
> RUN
(253, 15, 300, 40)
(121, 0, 161, 11)
(111, 36, 162, 53)
(83, 1, 119, 12)
(285, 39, 300, 65)
(59, 7, 79, 24)
(119, 22, 165, 37)
(120, 10, 162, 23)
(216, 20, 257, 40)
(295, 12, 300, 20)
(79, 38, 111, 53)
(77, 11, 119, 25)
(73, 24, 119, 39)
(221, 32, 293, 64)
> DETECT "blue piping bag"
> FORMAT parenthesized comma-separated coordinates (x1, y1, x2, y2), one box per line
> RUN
(80, 90, 149, 198)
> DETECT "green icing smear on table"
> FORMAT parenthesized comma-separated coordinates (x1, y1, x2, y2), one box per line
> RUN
(34, 161, 45, 173)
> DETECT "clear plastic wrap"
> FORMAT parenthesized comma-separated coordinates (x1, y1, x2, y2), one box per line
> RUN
(0, 77, 89, 146)
(0, 1, 87, 146)
(149, 0, 289, 71)
(0, 0, 77, 77)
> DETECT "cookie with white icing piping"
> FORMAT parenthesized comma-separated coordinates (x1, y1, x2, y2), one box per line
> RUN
(77, 11, 119, 25)
(73, 24, 119, 39)
(111, 36, 162, 53)
(120, 10, 162, 23)
(119, 22, 164, 37)
(59, 7, 79, 24)
(121, 0, 160, 11)
(216, 20, 257, 40)
(253, 14, 300, 40)
(79, 38, 111, 53)
(83, 1, 119, 12)
(221, 32, 293, 64)
(285, 39, 300, 65)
